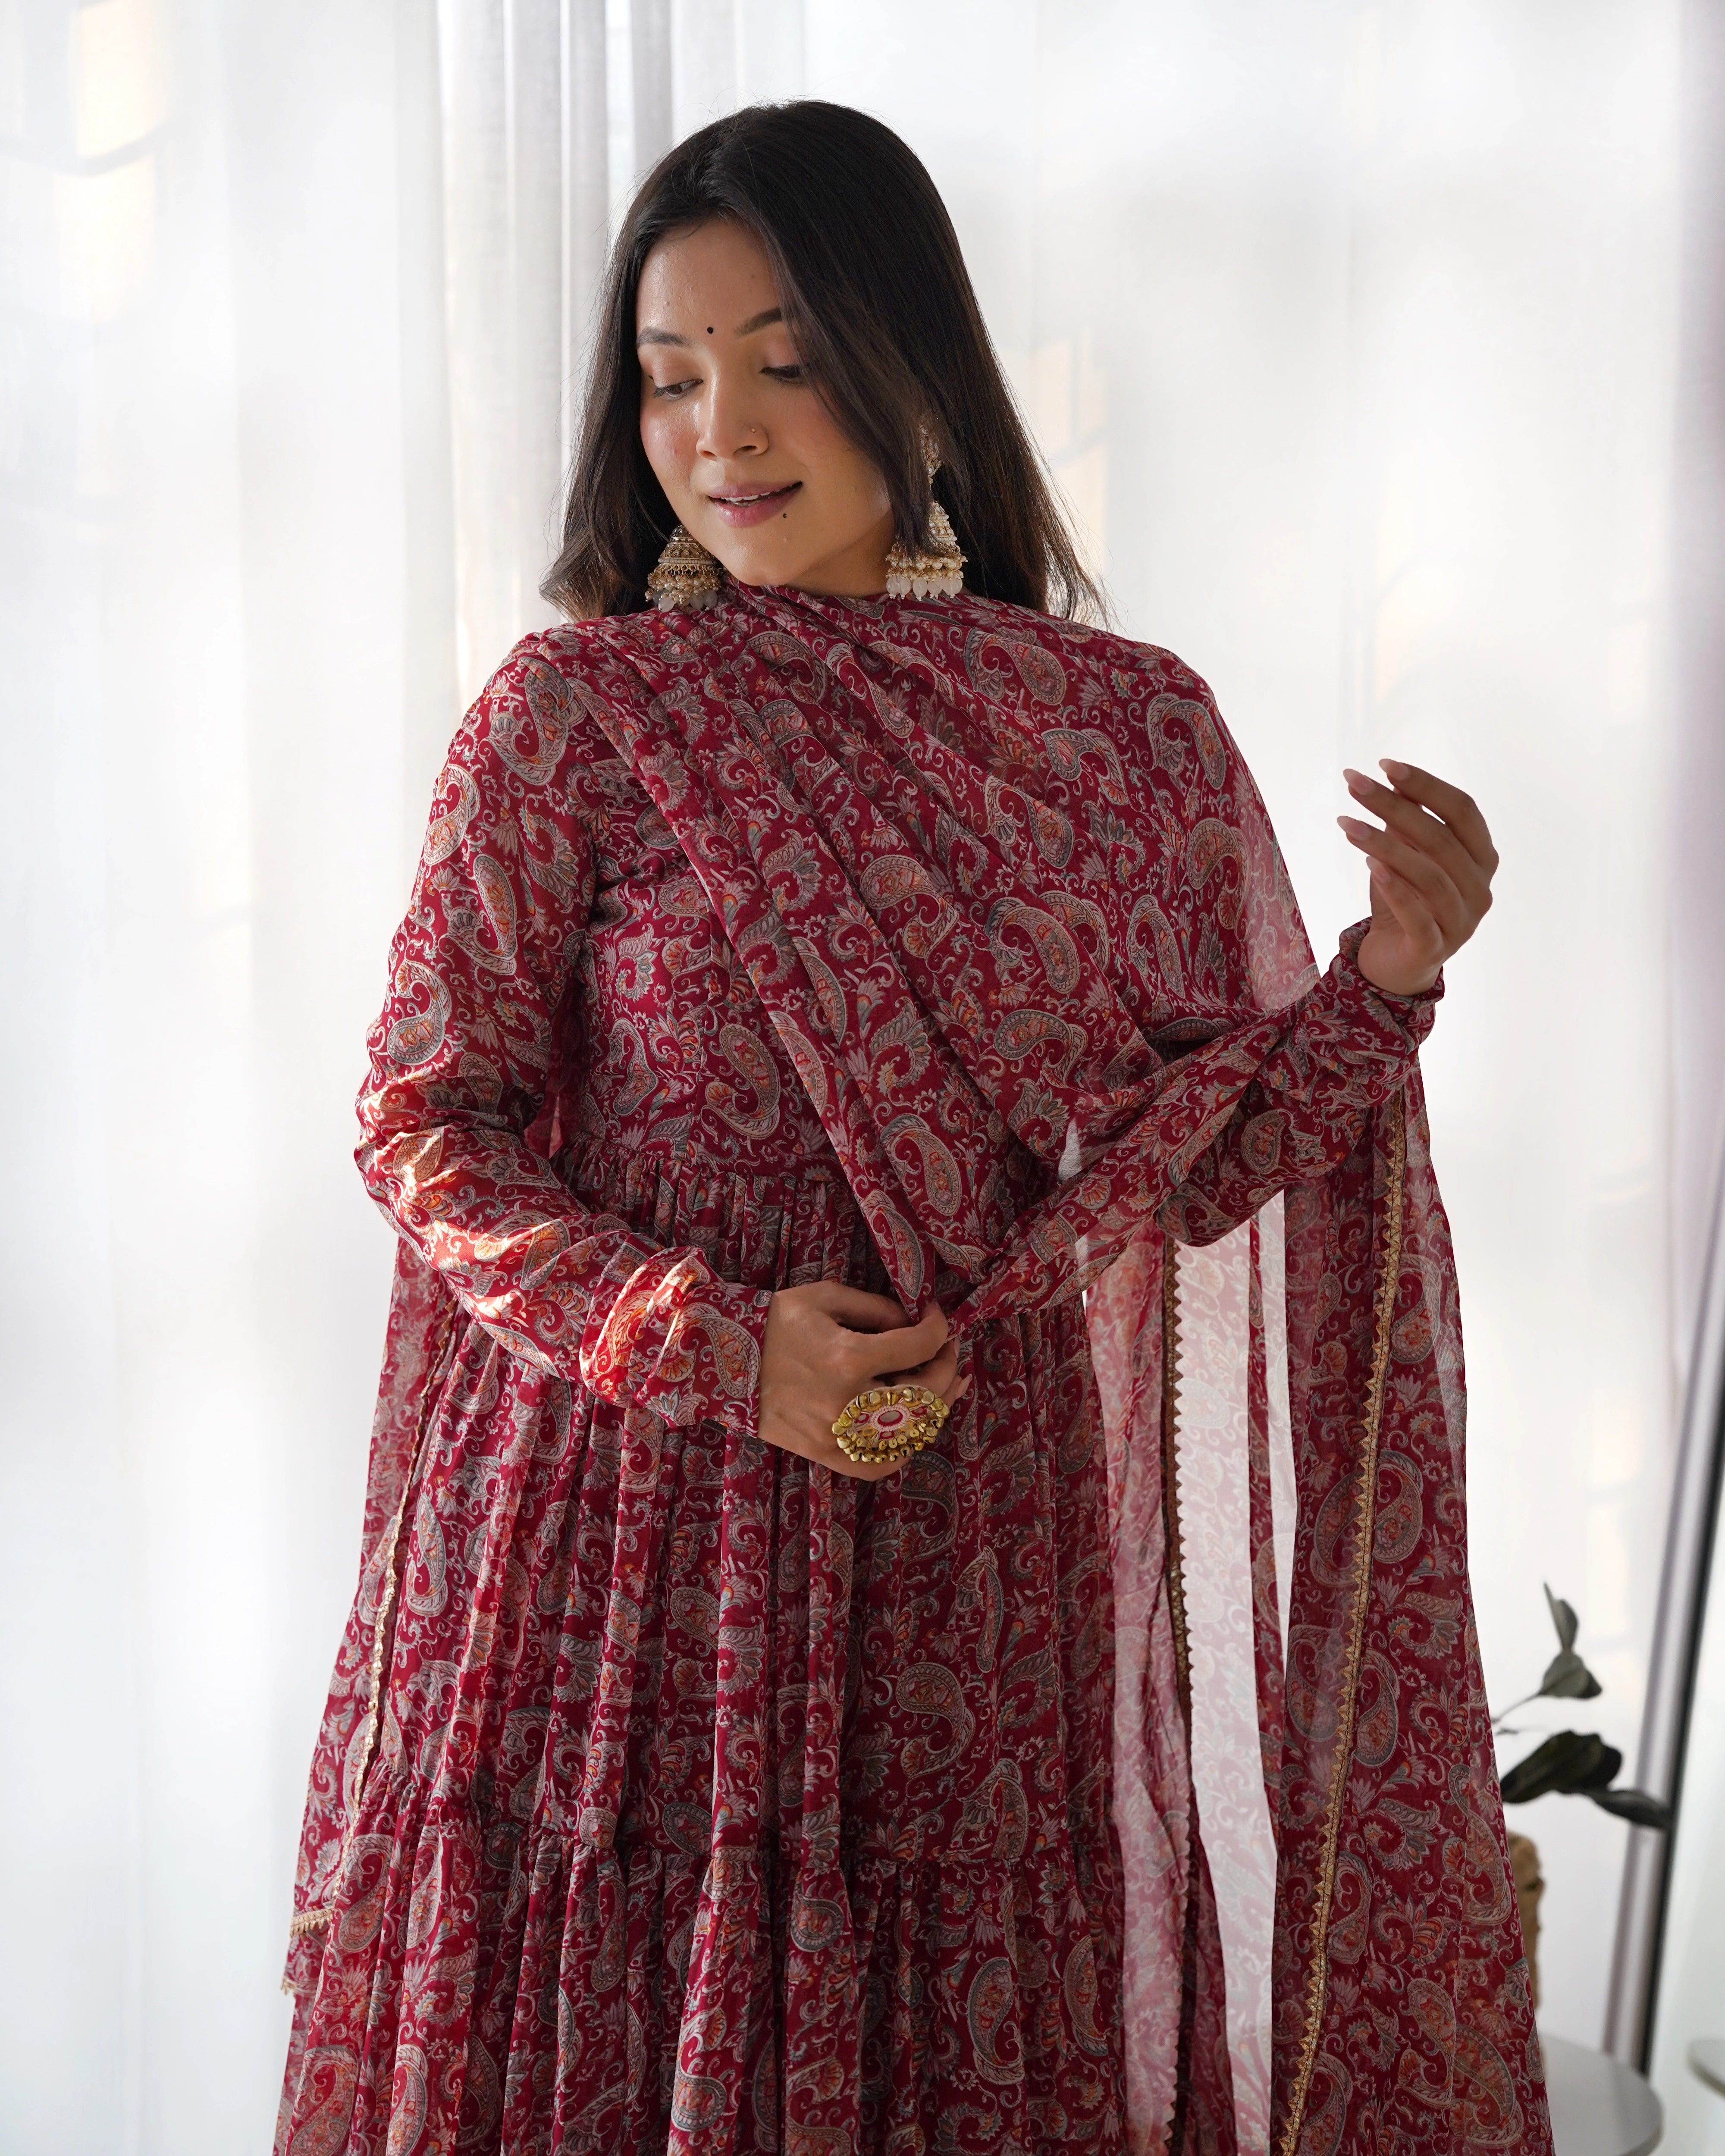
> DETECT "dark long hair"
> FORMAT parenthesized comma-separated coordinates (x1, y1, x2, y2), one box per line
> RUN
(542, 101, 1101, 621)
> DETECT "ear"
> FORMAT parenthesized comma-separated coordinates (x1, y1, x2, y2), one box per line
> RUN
(916, 420, 943, 480)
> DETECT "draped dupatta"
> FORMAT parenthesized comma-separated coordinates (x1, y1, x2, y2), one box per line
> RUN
(540, 580, 1547, 2156)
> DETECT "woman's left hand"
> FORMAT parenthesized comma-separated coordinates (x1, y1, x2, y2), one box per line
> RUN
(1339, 760, 1499, 997)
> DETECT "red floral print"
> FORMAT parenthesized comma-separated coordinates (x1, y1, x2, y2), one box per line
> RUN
(277, 582, 1549, 2156)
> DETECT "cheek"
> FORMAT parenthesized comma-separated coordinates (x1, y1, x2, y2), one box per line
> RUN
(826, 438, 891, 517)
(639, 400, 697, 497)
(831, 460, 892, 534)
(777, 401, 888, 514)
(852, 457, 892, 515)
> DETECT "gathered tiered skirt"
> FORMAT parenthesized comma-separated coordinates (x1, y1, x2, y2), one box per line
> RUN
(277, 1140, 1125, 2156)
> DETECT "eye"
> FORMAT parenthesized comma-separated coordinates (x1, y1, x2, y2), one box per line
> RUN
(649, 376, 700, 399)
(763, 364, 805, 383)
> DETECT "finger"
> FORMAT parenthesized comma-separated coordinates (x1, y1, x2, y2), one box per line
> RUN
(808, 1284, 913, 1333)
(1337, 815, 1466, 944)
(1377, 761, 1498, 878)
(850, 1303, 950, 1379)
(1338, 818, 1470, 943)
(1343, 770, 1492, 910)
(900, 1357, 971, 1416)
(1365, 859, 1443, 948)
(885, 1340, 960, 1398)
(1348, 845, 1458, 971)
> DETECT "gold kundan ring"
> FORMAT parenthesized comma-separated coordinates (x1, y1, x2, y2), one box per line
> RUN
(831, 1382, 950, 1466)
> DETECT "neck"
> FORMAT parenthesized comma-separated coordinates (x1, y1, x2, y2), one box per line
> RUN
(764, 509, 895, 599)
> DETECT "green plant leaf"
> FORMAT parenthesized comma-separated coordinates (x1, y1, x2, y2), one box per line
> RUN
(1500, 1730, 1623, 1802)
(1538, 1648, 1603, 1701)
(1589, 1788, 1672, 1831)
(1544, 1584, 1580, 1654)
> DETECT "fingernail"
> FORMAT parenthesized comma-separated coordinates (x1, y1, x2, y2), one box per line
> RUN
(1382, 758, 1409, 778)
(1342, 767, 1368, 787)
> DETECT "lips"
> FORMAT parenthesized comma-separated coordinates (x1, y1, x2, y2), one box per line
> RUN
(704, 481, 801, 529)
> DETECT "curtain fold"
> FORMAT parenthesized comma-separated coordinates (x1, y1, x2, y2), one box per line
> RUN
(437, 0, 607, 706)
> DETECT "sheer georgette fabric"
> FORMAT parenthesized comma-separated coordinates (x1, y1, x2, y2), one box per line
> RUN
(277, 584, 1549, 2156)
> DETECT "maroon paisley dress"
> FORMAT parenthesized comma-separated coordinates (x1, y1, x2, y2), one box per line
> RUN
(277, 584, 1550, 2156)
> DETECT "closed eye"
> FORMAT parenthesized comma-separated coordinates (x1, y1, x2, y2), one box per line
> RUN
(649, 376, 700, 398)
(763, 364, 805, 382)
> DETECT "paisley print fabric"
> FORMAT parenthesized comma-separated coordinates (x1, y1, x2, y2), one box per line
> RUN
(278, 581, 1551, 2156)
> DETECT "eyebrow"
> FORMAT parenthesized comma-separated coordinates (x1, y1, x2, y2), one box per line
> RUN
(634, 306, 784, 349)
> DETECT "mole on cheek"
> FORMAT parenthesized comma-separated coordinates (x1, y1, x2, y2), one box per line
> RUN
(706, 327, 714, 335)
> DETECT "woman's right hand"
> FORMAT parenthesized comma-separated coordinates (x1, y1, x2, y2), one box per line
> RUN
(757, 1282, 970, 1481)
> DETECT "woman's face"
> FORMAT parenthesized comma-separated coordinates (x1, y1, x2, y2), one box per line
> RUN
(635, 218, 895, 597)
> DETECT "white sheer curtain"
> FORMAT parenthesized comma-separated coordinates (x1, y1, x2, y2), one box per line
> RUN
(2, 4, 461, 2148)
(2, 3, 1719, 2149)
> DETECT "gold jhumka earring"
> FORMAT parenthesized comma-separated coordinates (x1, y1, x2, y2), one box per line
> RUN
(884, 428, 966, 600)
(646, 524, 722, 611)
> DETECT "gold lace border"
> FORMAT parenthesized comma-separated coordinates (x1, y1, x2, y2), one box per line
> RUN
(1162, 1240, 1191, 1709)
(1277, 1088, 1408, 2154)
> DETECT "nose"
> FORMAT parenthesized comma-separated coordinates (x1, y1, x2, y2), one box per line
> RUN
(695, 367, 767, 463)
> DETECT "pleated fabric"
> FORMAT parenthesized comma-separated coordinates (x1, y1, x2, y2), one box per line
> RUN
(281, 1146, 1121, 2155)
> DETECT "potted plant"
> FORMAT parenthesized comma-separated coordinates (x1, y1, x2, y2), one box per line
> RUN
(1493, 1588, 1671, 2008)
(1496, 1587, 1671, 1829)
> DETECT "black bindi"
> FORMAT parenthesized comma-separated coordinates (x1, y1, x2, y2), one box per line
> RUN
(706, 326, 714, 335)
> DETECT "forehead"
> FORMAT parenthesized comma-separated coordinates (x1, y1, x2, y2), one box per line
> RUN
(635, 218, 781, 329)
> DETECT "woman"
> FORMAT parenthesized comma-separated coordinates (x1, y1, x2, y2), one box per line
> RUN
(278, 102, 1546, 2156)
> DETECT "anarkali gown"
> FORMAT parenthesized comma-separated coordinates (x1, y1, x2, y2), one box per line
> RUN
(277, 581, 1552, 2156)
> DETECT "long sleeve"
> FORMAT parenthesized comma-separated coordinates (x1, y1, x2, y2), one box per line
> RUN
(1159, 918, 1440, 1245)
(356, 635, 770, 1431)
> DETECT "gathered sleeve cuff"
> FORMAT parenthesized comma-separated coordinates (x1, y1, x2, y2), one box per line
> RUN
(355, 634, 769, 1435)
(1159, 918, 1440, 1242)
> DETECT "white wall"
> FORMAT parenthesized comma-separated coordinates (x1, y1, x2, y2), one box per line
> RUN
(0, 2, 1712, 2148)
